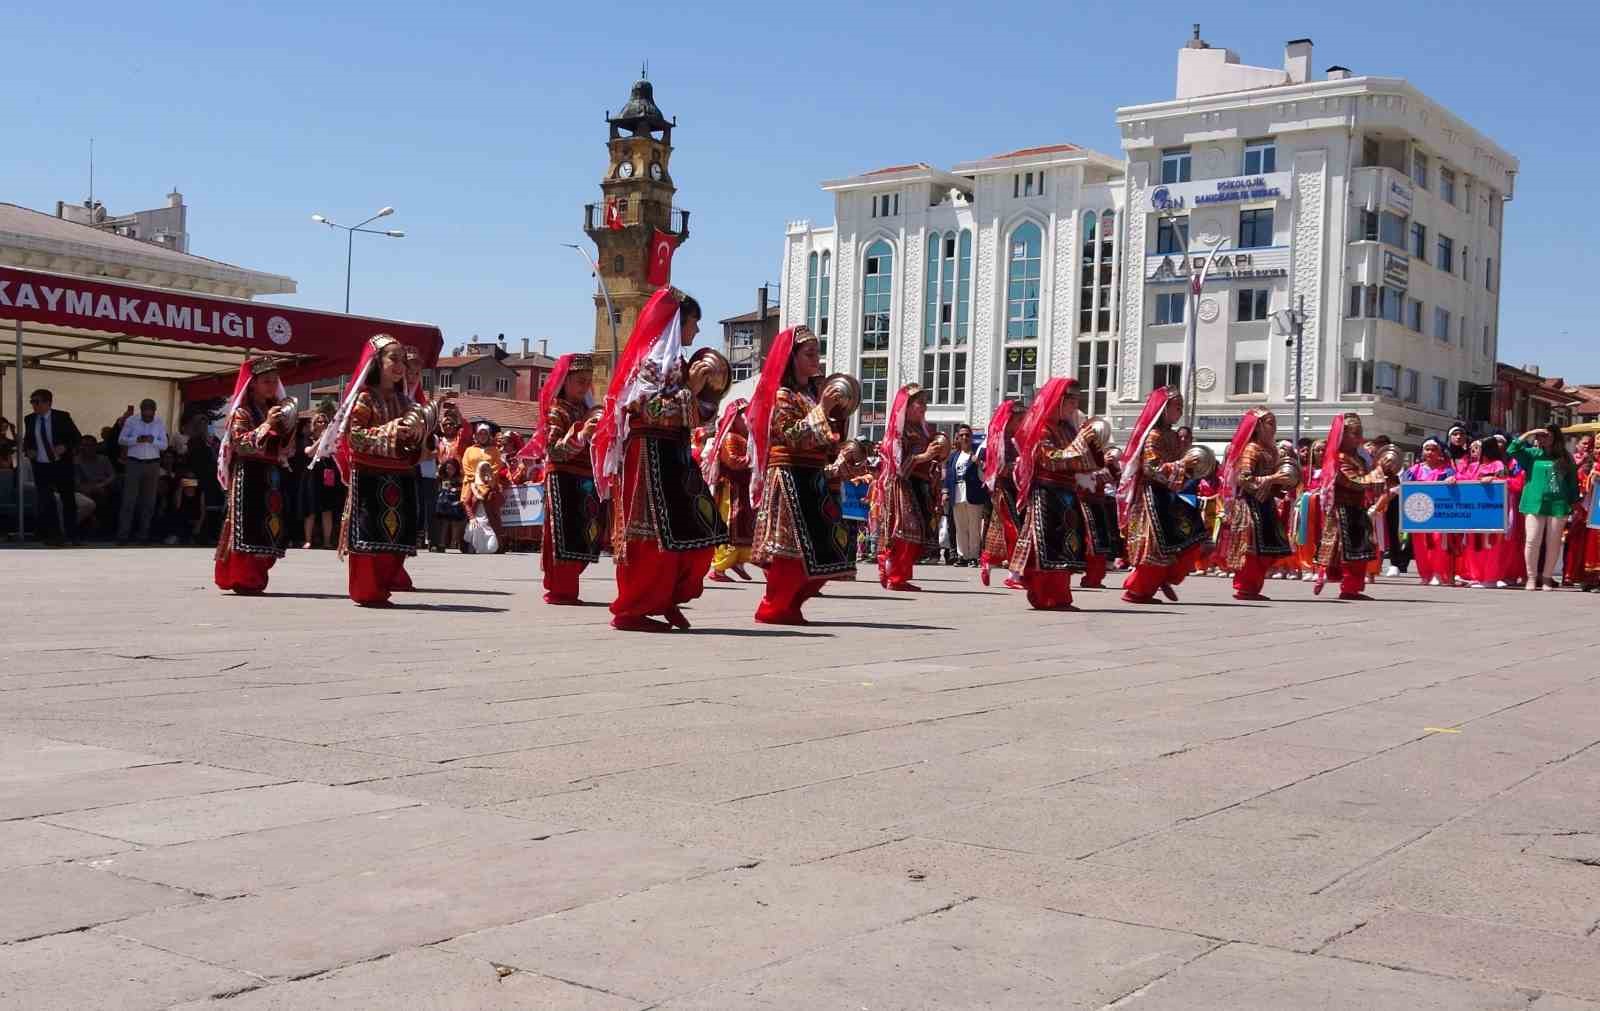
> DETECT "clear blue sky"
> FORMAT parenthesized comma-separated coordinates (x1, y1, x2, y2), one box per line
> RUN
(3, 1, 1594, 375)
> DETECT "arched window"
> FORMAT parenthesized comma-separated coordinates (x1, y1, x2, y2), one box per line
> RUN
(1003, 222, 1042, 402)
(920, 229, 971, 406)
(859, 240, 894, 441)
(817, 252, 831, 352)
(1076, 211, 1119, 416)
(613, 254, 625, 275)
(805, 252, 820, 334)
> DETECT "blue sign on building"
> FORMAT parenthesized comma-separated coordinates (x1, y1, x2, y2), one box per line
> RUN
(1398, 481, 1508, 534)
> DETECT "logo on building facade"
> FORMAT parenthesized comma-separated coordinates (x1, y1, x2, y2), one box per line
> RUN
(266, 316, 293, 346)
(1146, 172, 1290, 212)
(1382, 251, 1410, 290)
(1146, 247, 1290, 284)
(1151, 187, 1185, 212)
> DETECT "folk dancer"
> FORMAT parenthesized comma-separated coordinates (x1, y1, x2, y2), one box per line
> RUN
(1312, 413, 1393, 600)
(873, 384, 944, 591)
(978, 398, 1025, 589)
(591, 288, 729, 631)
(1076, 419, 1124, 590)
(1215, 409, 1295, 601)
(315, 334, 449, 606)
(704, 398, 755, 583)
(747, 326, 863, 623)
(214, 356, 294, 594)
(1007, 378, 1101, 611)
(525, 353, 602, 605)
(1118, 386, 1210, 604)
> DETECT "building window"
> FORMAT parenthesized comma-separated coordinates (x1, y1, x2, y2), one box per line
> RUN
(1434, 306, 1452, 341)
(1379, 212, 1406, 249)
(817, 251, 831, 351)
(1380, 286, 1404, 324)
(1462, 245, 1471, 283)
(732, 360, 754, 382)
(1439, 167, 1456, 205)
(1153, 362, 1183, 392)
(1239, 208, 1274, 248)
(494, 377, 510, 394)
(1409, 222, 1427, 260)
(1406, 298, 1423, 332)
(1003, 347, 1038, 402)
(1235, 288, 1270, 322)
(1242, 139, 1276, 175)
(1161, 147, 1192, 184)
(1411, 150, 1429, 190)
(1343, 359, 1374, 395)
(437, 370, 453, 388)
(1233, 361, 1266, 395)
(1349, 284, 1378, 319)
(1436, 235, 1454, 274)
(1402, 368, 1420, 403)
(1489, 191, 1500, 228)
(1358, 210, 1378, 242)
(1155, 216, 1187, 255)
(805, 252, 819, 334)
(1485, 257, 1494, 292)
(870, 194, 899, 218)
(858, 357, 888, 443)
(1013, 172, 1045, 198)
(860, 240, 893, 354)
(1076, 338, 1117, 417)
(467, 374, 482, 392)
(1483, 323, 1492, 355)
(1080, 210, 1117, 334)
(1153, 291, 1185, 326)
(1376, 362, 1400, 397)
(1432, 376, 1449, 411)
(612, 254, 624, 274)
(1005, 222, 1042, 343)
(612, 310, 622, 327)
(921, 229, 972, 406)
(1097, 210, 1116, 332)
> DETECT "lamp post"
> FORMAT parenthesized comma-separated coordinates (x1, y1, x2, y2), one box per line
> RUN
(1168, 219, 1230, 431)
(310, 207, 404, 313)
(1271, 297, 1309, 447)
(563, 243, 619, 376)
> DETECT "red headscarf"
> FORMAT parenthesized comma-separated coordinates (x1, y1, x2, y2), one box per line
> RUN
(700, 398, 749, 489)
(217, 356, 287, 491)
(520, 353, 592, 462)
(1013, 378, 1080, 501)
(1219, 408, 1272, 503)
(1317, 413, 1355, 515)
(313, 333, 397, 482)
(982, 399, 1020, 491)
(746, 325, 816, 508)
(591, 287, 687, 502)
(876, 384, 928, 487)
(1116, 386, 1180, 528)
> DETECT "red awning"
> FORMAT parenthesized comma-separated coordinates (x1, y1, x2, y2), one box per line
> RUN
(0, 264, 443, 399)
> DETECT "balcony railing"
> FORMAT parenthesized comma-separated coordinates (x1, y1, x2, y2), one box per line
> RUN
(584, 203, 691, 238)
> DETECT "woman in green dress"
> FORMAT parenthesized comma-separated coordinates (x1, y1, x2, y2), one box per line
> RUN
(1507, 424, 1581, 590)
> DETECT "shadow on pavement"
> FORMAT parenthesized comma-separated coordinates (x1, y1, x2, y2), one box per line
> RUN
(806, 620, 952, 631)
(675, 627, 830, 638)
(388, 603, 510, 613)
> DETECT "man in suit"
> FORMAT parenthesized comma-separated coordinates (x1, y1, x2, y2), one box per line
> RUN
(23, 389, 82, 545)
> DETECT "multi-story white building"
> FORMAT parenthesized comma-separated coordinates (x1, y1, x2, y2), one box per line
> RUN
(779, 146, 1125, 441)
(1115, 33, 1517, 448)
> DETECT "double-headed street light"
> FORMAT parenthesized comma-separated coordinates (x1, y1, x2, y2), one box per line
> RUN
(310, 206, 405, 313)
(1271, 298, 1310, 446)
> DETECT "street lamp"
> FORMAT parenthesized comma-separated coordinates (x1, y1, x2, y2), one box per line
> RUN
(1162, 213, 1230, 431)
(1271, 297, 1310, 446)
(310, 206, 404, 313)
(562, 243, 620, 376)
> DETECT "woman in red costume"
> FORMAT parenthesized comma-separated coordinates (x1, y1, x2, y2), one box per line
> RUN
(1075, 417, 1124, 590)
(873, 385, 943, 591)
(703, 398, 755, 583)
(1117, 386, 1209, 604)
(978, 398, 1025, 589)
(591, 288, 729, 631)
(214, 356, 294, 594)
(315, 334, 447, 606)
(747, 326, 861, 623)
(1007, 378, 1105, 610)
(1312, 412, 1394, 600)
(523, 353, 601, 604)
(1215, 408, 1295, 601)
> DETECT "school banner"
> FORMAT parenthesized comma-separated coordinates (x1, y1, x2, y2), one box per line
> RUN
(1398, 480, 1508, 534)
(501, 484, 544, 528)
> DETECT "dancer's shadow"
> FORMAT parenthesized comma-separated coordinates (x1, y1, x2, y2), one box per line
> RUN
(675, 627, 829, 639)
(403, 587, 513, 596)
(388, 603, 509, 614)
(810, 593, 910, 602)
(258, 592, 347, 600)
(806, 620, 951, 631)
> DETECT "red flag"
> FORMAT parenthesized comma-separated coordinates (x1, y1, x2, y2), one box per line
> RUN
(604, 199, 623, 231)
(646, 229, 679, 286)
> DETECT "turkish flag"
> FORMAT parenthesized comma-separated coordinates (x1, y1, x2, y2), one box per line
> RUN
(604, 199, 623, 231)
(646, 229, 679, 286)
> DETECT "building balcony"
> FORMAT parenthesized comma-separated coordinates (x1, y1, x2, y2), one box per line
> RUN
(584, 203, 691, 240)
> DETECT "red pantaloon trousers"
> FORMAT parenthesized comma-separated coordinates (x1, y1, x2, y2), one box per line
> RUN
(880, 540, 921, 589)
(1080, 554, 1107, 588)
(1232, 554, 1269, 597)
(756, 557, 826, 623)
(1021, 569, 1073, 610)
(611, 542, 715, 620)
(1123, 544, 1203, 601)
(541, 530, 587, 604)
(215, 554, 273, 594)
(349, 554, 405, 606)
(1322, 561, 1367, 596)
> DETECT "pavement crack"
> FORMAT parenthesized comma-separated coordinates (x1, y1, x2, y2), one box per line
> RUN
(1311, 917, 1372, 953)
(1099, 939, 1229, 1008)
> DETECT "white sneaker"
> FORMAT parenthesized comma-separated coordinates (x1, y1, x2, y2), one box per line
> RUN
(1384, 565, 1399, 577)
(1429, 577, 1442, 586)
(1469, 581, 1485, 589)
(1494, 580, 1507, 588)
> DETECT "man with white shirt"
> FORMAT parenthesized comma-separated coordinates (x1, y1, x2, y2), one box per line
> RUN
(948, 424, 987, 567)
(23, 389, 82, 545)
(117, 399, 168, 544)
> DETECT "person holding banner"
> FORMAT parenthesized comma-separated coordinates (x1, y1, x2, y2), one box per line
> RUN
(528, 353, 602, 605)
(703, 399, 755, 583)
(214, 356, 294, 594)
(1312, 413, 1393, 600)
(1404, 437, 1458, 587)
(1563, 435, 1592, 587)
(978, 399, 1025, 589)
(591, 288, 729, 631)
(1508, 425, 1580, 590)
(1117, 386, 1209, 604)
(1464, 436, 1524, 588)
(747, 326, 861, 624)
(1216, 409, 1295, 601)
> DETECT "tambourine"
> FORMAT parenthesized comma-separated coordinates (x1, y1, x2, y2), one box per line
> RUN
(928, 432, 952, 462)
(1182, 444, 1217, 479)
(822, 373, 862, 418)
(1275, 458, 1302, 487)
(1376, 445, 1403, 477)
(687, 348, 732, 402)
(274, 398, 300, 432)
(1085, 416, 1113, 452)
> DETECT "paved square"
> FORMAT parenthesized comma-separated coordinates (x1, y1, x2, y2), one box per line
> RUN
(2, 548, 1598, 1009)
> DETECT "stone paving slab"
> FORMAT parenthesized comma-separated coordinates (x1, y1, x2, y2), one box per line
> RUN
(4, 549, 1600, 1007)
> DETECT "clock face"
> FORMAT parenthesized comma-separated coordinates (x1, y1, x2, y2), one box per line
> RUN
(649, 161, 663, 181)
(618, 161, 635, 179)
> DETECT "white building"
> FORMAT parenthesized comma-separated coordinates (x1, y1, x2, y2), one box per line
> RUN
(779, 146, 1125, 441)
(1115, 33, 1517, 448)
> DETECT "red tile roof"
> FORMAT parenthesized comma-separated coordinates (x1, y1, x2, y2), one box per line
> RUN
(433, 355, 485, 368)
(989, 143, 1081, 159)
(449, 394, 539, 432)
(862, 162, 929, 177)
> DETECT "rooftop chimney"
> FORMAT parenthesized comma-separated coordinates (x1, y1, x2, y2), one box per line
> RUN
(757, 286, 769, 322)
(521, 337, 530, 356)
(1185, 23, 1209, 49)
(1326, 65, 1352, 80)
(1285, 38, 1313, 84)
(539, 338, 550, 357)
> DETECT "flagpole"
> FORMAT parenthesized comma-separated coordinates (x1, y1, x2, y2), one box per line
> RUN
(563, 243, 620, 376)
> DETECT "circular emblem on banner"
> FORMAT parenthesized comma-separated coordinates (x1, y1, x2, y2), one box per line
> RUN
(1404, 492, 1435, 524)
(1197, 297, 1220, 323)
(1195, 367, 1217, 392)
(266, 316, 293, 346)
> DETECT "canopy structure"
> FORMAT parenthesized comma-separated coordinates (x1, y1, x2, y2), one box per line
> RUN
(2, 263, 444, 541)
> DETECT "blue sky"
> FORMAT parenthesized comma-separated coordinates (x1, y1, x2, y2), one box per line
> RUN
(3, 1, 1594, 376)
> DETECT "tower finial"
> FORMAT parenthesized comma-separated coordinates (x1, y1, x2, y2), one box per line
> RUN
(640, 59, 647, 80)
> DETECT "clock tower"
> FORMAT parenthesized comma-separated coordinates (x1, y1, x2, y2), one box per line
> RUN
(584, 70, 690, 389)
